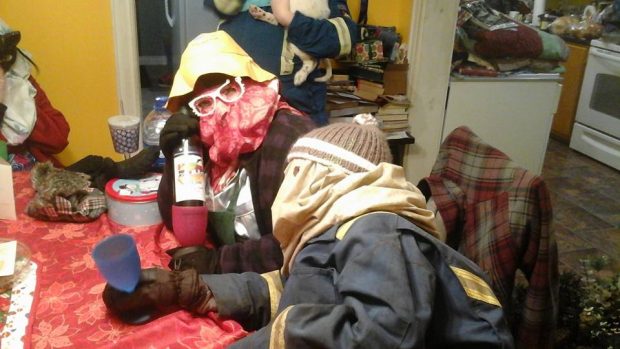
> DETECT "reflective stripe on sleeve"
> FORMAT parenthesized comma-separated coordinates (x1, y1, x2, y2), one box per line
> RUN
(327, 17, 351, 58)
(269, 305, 294, 349)
(261, 270, 284, 320)
(451, 266, 502, 307)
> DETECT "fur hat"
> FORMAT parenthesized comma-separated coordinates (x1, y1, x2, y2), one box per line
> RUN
(287, 114, 392, 173)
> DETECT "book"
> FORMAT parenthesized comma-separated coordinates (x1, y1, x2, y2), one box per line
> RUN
(377, 113, 408, 122)
(327, 79, 354, 86)
(357, 79, 385, 93)
(327, 92, 379, 112)
(326, 97, 359, 110)
(354, 79, 386, 102)
(379, 94, 410, 104)
(327, 85, 356, 93)
(349, 64, 385, 83)
(330, 74, 351, 82)
(381, 120, 409, 132)
(382, 120, 409, 128)
(328, 116, 356, 124)
(329, 104, 379, 118)
(333, 92, 362, 100)
(378, 106, 409, 115)
(382, 126, 409, 133)
(354, 88, 384, 101)
(385, 130, 414, 141)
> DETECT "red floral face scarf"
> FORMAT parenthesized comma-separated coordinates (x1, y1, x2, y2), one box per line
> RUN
(193, 77, 293, 193)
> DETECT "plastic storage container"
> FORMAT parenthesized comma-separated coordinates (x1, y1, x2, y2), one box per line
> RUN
(105, 174, 163, 226)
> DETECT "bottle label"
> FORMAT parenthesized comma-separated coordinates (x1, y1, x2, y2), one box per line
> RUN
(173, 154, 206, 202)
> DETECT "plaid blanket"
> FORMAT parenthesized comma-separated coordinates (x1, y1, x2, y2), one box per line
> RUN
(26, 162, 107, 222)
(27, 187, 107, 222)
(420, 126, 558, 349)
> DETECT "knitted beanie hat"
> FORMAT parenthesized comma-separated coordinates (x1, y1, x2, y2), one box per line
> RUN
(287, 114, 392, 173)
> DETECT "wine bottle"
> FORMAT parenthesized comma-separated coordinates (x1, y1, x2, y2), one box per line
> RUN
(172, 135, 206, 206)
(171, 132, 208, 246)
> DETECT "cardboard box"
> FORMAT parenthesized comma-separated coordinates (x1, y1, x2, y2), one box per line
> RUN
(383, 63, 408, 95)
(0, 158, 16, 221)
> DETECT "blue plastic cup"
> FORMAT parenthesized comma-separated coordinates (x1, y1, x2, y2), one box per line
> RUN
(92, 234, 141, 293)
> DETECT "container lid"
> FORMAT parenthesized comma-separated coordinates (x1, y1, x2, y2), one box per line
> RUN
(154, 96, 169, 111)
(105, 174, 162, 203)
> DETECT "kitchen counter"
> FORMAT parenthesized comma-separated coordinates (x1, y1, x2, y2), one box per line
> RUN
(451, 72, 564, 82)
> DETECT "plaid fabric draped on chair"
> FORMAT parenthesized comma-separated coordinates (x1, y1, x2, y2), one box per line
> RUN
(420, 126, 559, 349)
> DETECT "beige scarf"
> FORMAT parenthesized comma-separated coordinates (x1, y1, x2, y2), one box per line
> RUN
(272, 159, 439, 275)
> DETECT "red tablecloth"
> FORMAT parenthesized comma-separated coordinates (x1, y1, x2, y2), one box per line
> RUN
(0, 172, 248, 349)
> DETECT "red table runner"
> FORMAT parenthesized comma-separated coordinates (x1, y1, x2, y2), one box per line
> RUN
(0, 171, 247, 349)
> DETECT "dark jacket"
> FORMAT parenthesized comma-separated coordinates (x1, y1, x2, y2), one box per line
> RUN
(209, 0, 359, 125)
(158, 111, 315, 273)
(204, 212, 515, 348)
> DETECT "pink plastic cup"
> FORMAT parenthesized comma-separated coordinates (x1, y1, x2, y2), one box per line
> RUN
(172, 205, 208, 246)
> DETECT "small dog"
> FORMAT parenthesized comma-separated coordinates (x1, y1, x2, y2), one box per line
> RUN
(249, 0, 332, 86)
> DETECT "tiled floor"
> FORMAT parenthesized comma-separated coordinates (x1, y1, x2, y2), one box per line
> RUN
(542, 138, 620, 274)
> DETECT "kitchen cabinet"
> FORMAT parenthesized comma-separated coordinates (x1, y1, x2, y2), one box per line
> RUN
(444, 76, 562, 174)
(551, 42, 589, 142)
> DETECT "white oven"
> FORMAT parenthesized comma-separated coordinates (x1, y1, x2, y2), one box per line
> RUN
(570, 39, 620, 171)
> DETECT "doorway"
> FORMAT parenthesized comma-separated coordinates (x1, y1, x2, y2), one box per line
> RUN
(136, 0, 221, 116)
(110, 0, 219, 120)
(135, 0, 173, 117)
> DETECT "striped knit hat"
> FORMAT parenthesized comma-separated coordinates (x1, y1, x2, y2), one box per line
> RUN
(287, 114, 392, 173)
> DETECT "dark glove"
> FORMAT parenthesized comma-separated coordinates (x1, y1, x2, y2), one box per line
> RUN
(167, 246, 220, 274)
(65, 155, 116, 191)
(102, 268, 216, 324)
(66, 147, 160, 191)
(114, 146, 160, 178)
(159, 113, 199, 159)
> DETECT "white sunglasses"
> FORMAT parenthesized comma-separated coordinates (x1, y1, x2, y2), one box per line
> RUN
(188, 76, 246, 117)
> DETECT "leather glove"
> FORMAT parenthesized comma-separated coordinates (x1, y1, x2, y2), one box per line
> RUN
(65, 155, 116, 191)
(102, 268, 216, 324)
(66, 147, 160, 191)
(114, 146, 160, 178)
(159, 113, 199, 159)
(167, 246, 220, 274)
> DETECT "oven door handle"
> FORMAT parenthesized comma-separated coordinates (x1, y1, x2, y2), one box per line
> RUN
(591, 48, 620, 64)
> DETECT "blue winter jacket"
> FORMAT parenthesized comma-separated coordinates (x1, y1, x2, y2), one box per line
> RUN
(203, 212, 515, 348)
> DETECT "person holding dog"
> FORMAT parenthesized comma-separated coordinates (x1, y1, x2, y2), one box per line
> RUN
(204, 0, 359, 126)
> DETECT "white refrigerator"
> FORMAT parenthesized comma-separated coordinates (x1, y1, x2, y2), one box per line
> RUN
(166, 0, 220, 71)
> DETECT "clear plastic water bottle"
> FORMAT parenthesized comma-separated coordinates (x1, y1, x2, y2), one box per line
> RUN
(143, 96, 172, 169)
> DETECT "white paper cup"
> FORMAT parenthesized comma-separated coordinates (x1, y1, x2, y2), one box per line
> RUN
(108, 115, 140, 154)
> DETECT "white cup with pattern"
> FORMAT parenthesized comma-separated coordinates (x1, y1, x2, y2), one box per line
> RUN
(108, 115, 140, 158)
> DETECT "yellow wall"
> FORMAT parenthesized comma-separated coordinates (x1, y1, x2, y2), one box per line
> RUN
(0, 1, 121, 165)
(347, 0, 414, 44)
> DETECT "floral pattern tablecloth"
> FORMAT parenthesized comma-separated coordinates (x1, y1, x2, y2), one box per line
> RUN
(0, 171, 248, 349)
